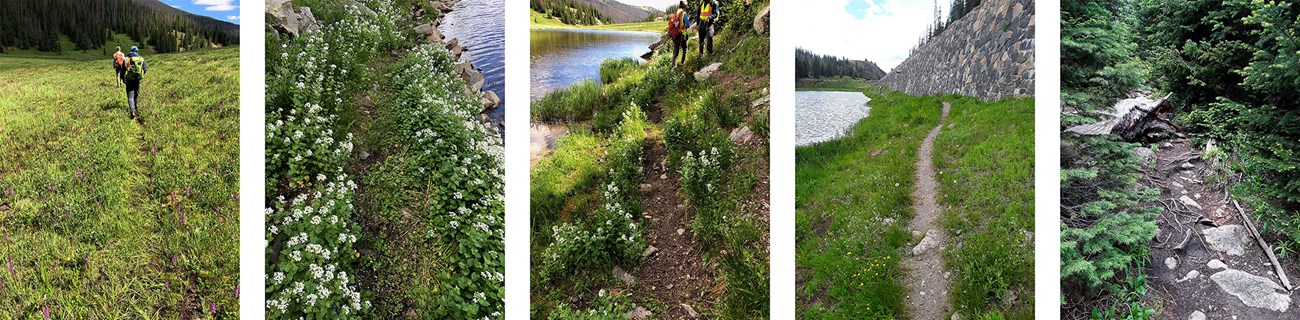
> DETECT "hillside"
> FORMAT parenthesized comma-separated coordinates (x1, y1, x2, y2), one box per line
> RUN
(576, 0, 661, 23)
(795, 47, 887, 80)
(532, 0, 659, 24)
(0, 0, 239, 54)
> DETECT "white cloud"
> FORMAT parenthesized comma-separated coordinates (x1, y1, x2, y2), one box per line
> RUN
(194, 0, 239, 11)
(227, 15, 240, 20)
(791, 0, 948, 71)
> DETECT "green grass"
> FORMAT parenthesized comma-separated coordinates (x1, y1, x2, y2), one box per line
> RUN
(935, 96, 1035, 319)
(794, 82, 1034, 319)
(1, 33, 171, 61)
(795, 84, 940, 319)
(0, 48, 240, 318)
(530, 10, 665, 33)
(532, 3, 770, 316)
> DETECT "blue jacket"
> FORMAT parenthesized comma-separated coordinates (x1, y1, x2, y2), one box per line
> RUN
(126, 52, 147, 74)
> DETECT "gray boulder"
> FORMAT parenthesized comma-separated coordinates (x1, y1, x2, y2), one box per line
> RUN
(266, 0, 321, 38)
(754, 5, 770, 34)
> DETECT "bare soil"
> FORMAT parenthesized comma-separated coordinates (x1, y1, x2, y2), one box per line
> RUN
(902, 102, 953, 319)
(1141, 138, 1299, 319)
(625, 137, 724, 318)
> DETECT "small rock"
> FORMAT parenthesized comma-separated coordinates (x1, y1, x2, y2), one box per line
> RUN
(677, 228, 685, 235)
(1133, 147, 1156, 166)
(639, 183, 652, 192)
(1165, 257, 1178, 270)
(481, 90, 500, 111)
(729, 126, 754, 144)
(643, 246, 659, 258)
(628, 306, 653, 320)
(1188, 311, 1206, 320)
(612, 266, 636, 286)
(445, 38, 463, 55)
(1208, 259, 1228, 270)
(1176, 270, 1201, 282)
(360, 150, 370, 160)
(414, 23, 443, 43)
(1203, 225, 1250, 256)
(751, 95, 769, 108)
(694, 62, 722, 81)
(1163, 142, 1174, 148)
(912, 229, 942, 255)
(947, 123, 956, 129)
(660, 173, 668, 180)
(1181, 162, 1196, 169)
(951, 313, 962, 320)
(682, 303, 700, 318)
(1179, 195, 1203, 210)
(1172, 181, 1184, 189)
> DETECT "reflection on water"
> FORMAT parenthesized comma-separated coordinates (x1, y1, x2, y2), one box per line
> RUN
(796, 91, 873, 146)
(530, 29, 660, 100)
(530, 124, 569, 167)
(440, 0, 505, 123)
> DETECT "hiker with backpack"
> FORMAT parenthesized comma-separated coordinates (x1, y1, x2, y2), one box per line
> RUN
(112, 46, 126, 88)
(698, 0, 720, 56)
(668, 0, 690, 67)
(122, 46, 147, 119)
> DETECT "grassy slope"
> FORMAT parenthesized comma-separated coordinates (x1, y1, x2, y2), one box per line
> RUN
(1, 33, 168, 61)
(531, 2, 770, 317)
(795, 80, 1034, 319)
(0, 48, 240, 317)
(530, 10, 664, 33)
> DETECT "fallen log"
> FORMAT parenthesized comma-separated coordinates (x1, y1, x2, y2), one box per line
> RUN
(1232, 199, 1292, 291)
(1064, 93, 1178, 141)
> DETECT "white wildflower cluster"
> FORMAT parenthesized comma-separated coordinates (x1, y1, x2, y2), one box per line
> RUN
(679, 144, 732, 205)
(265, 170, 368, 317)
(262, 1, 408, 319)
(540, 104, 649, 280)
(381, 43, 506, 318)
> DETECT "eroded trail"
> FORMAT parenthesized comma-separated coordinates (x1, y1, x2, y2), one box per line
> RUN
(628, 137, 720, 318)
(903, 102, 952, 319)
(1143, 139, 1296, 319)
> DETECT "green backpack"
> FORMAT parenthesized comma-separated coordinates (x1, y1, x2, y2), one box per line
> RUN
(125, 56, 145, 80)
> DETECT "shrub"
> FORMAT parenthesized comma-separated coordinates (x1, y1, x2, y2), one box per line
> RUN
(531, 132, 605, 228)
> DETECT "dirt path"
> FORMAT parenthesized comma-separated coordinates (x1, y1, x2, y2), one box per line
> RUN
(1142, 139, 1297, 319)
(902, 102, 952, 319)
(627, 137, 721, 318)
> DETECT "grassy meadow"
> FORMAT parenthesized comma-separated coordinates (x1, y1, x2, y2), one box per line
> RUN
(0, 48, 240, 317)
(529, 10, 665, 33)
(795, 81, 1034, 319)
(531, 2, 770, 318)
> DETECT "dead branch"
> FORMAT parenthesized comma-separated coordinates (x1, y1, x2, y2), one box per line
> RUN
(1232, 199, 1292, 291)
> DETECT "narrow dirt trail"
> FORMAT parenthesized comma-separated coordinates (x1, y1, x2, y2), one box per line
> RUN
(903, 102, 952, 319)
(628, 136, 720, 319)
(1142, 139, 1297, 319)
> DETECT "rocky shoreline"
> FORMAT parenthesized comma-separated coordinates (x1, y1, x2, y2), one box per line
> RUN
(267, 0, 503, 134)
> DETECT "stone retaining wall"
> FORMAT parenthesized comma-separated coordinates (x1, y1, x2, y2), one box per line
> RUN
(877, 0, 1034, 101)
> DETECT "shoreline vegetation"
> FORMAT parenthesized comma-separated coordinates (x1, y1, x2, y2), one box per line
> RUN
(265, 0, 503, 318)
(531, 1, 770, 318)
(530, 10, 664, 33)
(795, 79, 1034, 319)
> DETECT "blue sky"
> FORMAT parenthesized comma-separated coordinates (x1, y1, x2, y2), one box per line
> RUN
(162, 0, 241, 24)
(792, 0, 947, 71)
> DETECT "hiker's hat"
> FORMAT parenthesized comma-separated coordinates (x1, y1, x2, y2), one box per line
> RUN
(130, 46, 139, 52)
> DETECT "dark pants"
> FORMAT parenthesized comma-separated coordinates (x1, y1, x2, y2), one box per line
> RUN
(671, 33, 688, 65)
(124, 79, 140, 117)
(115, 67, 125, 84)
(699, 20, 714, 55)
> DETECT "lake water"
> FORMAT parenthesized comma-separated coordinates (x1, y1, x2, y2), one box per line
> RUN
(796, 91, 872, 146)
(530, 29, 660, 100)
(440, 0, 505, 123)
